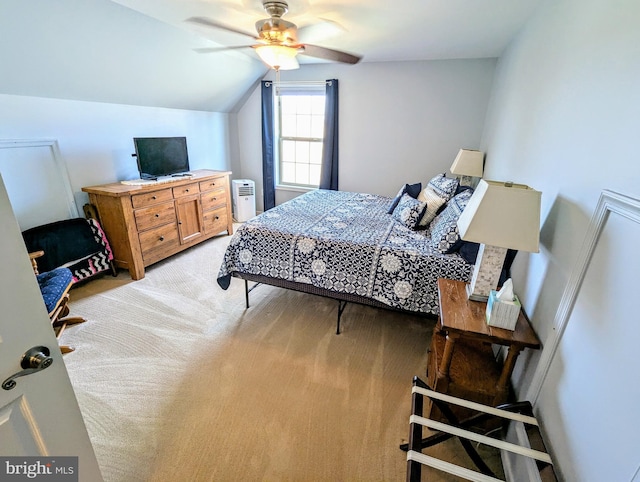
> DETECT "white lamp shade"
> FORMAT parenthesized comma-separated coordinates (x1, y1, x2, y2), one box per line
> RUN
(450, 149, 484, 178)
(456, 179, 541, 252)
(255, 45, 300, 70)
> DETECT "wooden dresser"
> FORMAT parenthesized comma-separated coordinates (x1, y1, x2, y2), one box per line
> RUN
(82, 169, 233, 280)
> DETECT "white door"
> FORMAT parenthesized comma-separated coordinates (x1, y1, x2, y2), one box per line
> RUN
(0, 174, 102, 480)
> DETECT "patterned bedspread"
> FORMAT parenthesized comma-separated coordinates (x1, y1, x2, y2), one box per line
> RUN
(217, 189, 473, 315)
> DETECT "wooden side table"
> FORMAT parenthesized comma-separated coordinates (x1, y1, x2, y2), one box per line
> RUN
(426, 278, 540, 420)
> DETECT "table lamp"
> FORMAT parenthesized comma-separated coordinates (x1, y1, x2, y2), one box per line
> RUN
(449, 149, 484, 187)
(456, 179, 541, 301)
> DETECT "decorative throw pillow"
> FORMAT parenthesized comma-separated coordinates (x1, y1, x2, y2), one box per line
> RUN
(387, 182, 422, 214)
(454, 184, 474, 196)
(416, 174, 459, 227)
(429, 189, 474, 253)
(392, 193, 427, 230)
(457, 240, 480, 263)
(417, 188, 448, 228)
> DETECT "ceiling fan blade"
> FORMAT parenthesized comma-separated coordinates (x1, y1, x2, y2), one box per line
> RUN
(193, 45, 254, 54)
(186, 17, 258, 41)
(299, 44, 361, 64)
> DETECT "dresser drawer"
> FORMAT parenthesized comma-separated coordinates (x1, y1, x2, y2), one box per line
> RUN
(203, 206, 228, 235)
(201, 188, 227, 211)
(199, 178, 226, 192)
(131, 188, 173, 208)
(134, 201, 176, 232)
(172, 183, 200, 198)
(139, 223, 180, 262)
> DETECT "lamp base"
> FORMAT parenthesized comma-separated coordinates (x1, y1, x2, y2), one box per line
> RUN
(466, 244, 508, 301)
(457, 175, 480, 188)
(466, 283, 489, 302)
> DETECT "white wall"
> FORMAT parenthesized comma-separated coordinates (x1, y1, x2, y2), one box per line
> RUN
(0, 94, 230, 211)
(233, 59, 497, 211)
(0, 0, 264, 112)
(480, 0, 640, 480)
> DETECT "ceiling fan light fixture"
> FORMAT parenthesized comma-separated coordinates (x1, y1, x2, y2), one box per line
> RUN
(187, 0, 361, 68)
(255, 44, 299, 70)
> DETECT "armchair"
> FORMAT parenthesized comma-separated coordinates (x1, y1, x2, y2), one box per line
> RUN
(23, 216, 116, 353)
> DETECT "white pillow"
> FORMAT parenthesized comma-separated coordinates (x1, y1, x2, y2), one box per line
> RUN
(417, 174, 459, 227)
(417, 187, 447, 227)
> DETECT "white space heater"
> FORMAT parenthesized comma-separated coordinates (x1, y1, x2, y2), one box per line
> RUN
(232, 179, 256, 222)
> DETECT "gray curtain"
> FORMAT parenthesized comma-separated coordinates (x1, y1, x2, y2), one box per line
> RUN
(320, 79, 339, 190)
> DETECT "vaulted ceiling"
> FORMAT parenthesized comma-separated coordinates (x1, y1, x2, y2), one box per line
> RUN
(1, 0, 542, 112)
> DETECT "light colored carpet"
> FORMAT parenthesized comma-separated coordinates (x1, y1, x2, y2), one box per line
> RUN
(61, 231, 437, 481)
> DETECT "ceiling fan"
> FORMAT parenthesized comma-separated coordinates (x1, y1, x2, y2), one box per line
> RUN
(187, 1, 362, 71)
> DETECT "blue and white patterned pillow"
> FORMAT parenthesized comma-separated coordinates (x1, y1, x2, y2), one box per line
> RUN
(392, 193, 427, 230)
(387, 182, 422, 214)
(417, 174, 459, 227)
(429, 189, 474, 253)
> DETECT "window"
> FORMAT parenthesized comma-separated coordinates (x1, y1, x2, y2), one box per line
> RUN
(275, 84, 326, 188)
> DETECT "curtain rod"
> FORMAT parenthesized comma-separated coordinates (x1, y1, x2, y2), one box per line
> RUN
(264, 80, 331, 86)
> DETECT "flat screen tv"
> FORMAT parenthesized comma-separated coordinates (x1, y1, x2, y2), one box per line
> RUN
(133, 137, 190, 179)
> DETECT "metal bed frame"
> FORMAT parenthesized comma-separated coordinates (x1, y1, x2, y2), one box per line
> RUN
(238, 273, 436, 334)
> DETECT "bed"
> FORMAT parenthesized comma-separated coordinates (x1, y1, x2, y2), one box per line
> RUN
(217, 177, 485, 332)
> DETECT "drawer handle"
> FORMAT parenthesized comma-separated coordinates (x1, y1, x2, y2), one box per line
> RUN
(155, 213, 159, 218)
(159, 236, 165, 241)
(185, 189, 190, 192)
(213, 197, 217, 201)
(152, 196, 157, 200)
(215, 216, 220, 220)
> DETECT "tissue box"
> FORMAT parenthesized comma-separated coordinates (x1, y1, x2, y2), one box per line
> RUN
(486, 290, 521, 330)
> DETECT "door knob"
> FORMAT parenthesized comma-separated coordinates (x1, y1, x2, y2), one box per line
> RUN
(2, 346, 53, 390)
